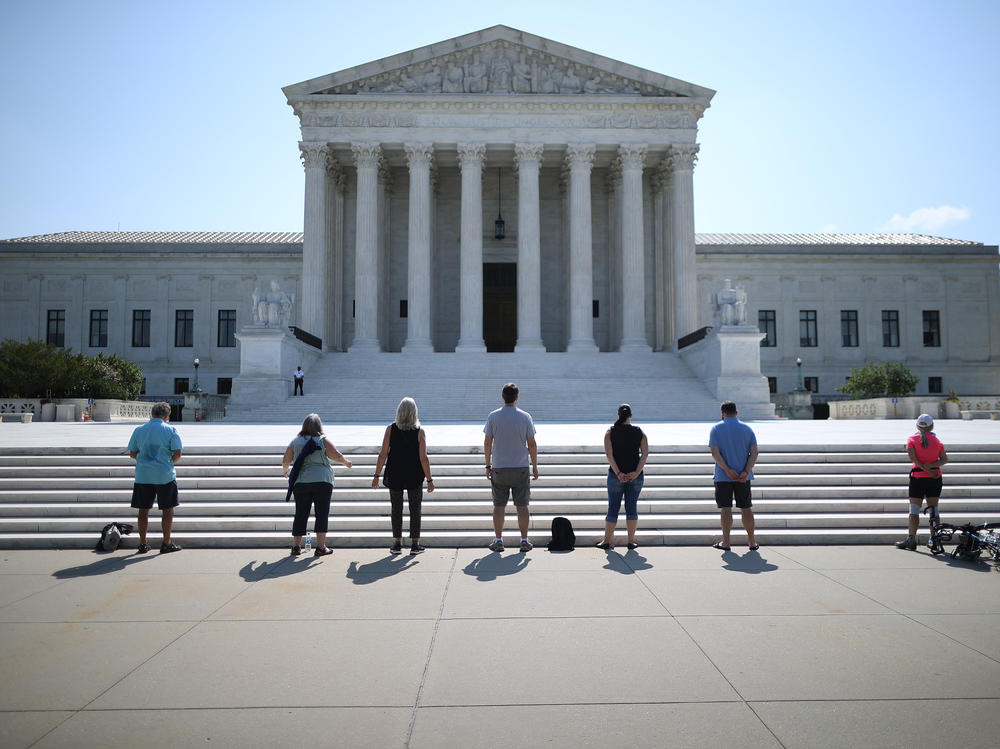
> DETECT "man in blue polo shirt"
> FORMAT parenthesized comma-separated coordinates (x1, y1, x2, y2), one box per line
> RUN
(708, 400, 758, 551)
(128, 402, 183, 553)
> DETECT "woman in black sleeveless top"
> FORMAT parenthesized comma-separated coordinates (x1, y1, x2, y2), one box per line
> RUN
(598, 404, 648, 550)
(372, 397, 434, 554)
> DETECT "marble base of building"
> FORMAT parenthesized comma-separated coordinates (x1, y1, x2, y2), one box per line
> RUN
(678, 326, 775, 418)
(230, 327, 322, 409)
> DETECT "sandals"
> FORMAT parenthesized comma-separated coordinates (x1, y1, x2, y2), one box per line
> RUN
(627, 542, 639, 550)
(290, 545, 301, 556)
(712, 542, 731, 550)
(136, 543, 150, 554)
(159, 542, 182, 554)
(596, 542, 613, 550)
(748, 544, 760, 551)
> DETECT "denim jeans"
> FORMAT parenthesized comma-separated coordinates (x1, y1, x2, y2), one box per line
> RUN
(606, 470, 643, 523)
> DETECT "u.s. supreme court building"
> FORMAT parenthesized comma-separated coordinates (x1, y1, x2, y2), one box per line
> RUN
(2, 26, 998, 421)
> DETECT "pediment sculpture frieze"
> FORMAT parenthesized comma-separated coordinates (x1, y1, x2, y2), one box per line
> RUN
(317, 41, 684, 97)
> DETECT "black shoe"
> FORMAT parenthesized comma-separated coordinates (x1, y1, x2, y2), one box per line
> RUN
(136, 543, 150, 554)
(159, 542, 182, 554)
(410, 543, 425, 555)
(596, 541, 612, 550)
(290, 545, 301, 556)
(314, 546, 333, 557)
(390, 542, 402, 554)
(895, 536, 917, 551)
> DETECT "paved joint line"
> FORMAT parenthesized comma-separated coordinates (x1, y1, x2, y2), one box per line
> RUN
(403, 548, 459, 749)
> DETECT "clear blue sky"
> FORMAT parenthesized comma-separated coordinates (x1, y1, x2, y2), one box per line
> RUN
(2, 0, 997, 244)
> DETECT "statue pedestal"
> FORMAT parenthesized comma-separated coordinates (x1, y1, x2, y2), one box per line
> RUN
(774, 390, 814, 419)
(229, 327, 321, 409)
(679, 325, 775, 418)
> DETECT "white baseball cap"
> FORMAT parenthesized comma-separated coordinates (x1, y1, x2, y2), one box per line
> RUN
(916, 413, 934, 428)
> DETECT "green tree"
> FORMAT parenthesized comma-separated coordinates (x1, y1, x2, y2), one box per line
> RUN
(0, 339, 143, 399)
(836, 361, 919, 399)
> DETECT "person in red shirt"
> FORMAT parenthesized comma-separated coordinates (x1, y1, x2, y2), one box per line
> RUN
(896, 414, 948, 551)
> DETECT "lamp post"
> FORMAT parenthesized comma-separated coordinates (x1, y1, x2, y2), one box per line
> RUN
(192, 357, 203, 393)
(795, 356, 804, 391)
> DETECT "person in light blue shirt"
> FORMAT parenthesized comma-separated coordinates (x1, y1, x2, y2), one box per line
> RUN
(708, 401, 759, 551)
(128, 402, 183, 554)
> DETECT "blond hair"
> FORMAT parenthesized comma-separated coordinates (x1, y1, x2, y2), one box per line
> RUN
(394, 397, 420, 430)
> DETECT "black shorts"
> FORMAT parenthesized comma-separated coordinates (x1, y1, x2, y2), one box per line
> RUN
(715, 481, 752, 509)
(909, 475, 943, 500)
(131, 481, 180, 510)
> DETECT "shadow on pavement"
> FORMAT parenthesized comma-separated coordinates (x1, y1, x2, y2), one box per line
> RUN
(239, 557, 319, 580)
(463, 551, 530, 581)
(346, 555, 420, 584)
(720, 548, 779, 573)
(52, 552, 157, 578)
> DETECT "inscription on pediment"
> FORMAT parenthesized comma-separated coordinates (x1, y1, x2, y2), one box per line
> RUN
(320, 41, 683, 97)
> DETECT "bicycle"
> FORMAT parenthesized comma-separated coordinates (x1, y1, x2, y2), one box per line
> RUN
(927, 521, 1000, 562)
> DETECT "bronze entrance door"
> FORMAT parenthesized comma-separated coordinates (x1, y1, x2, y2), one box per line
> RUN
(483, 263, 517, 352)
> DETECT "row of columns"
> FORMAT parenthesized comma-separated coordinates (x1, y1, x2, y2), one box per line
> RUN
(300, 140, 699, 353)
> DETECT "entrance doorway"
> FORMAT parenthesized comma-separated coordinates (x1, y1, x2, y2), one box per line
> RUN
(483, 263, 517, 352)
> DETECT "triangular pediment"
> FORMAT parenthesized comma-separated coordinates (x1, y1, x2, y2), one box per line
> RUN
(283, 25, 714, 100)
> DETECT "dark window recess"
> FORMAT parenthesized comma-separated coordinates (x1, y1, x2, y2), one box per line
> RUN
(799, 310, 817, 347)
(803, 376, 819, 393)
(400, 300, 408, 318)
(175, 310, 194, 348)
(217, 309, 237, 347)
(758, 310, 776, 347)
(767, 376, 777, 394)
(928, 377, 943, 394)
(882, 310, 899, 347)
(840, 310, 858, 348)
(174, 378, 189, 395)
(923, 310, 940, 347)
(89, 309, 108, 348)
(46, 309, 65, 347)
(216, 377, 233, 395)
(592, 299, 599, 318)
(140, 378, 146, 396)
(132, 309, 151, 347)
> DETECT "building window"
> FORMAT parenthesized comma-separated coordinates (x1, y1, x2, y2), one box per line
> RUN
(174, 378, 189, 395)
(217, 309, 237, 347)
(928, 376, 942, 394)
(216, 377, 233, 395)
(139, 377, 146, 395)
(399, 300, 408, 318)
(593, 299, 600, 318)
(758, 310, 776, 347)
(803, 376, 819, 393)
(175, 310, 194, 347)
(767, 376, 777, 394)
(840, 310, 858, 347)
(89, 309, 108, 348)
(132, 309, 151, 347)
(46, 309, 65, 347)
(882, 310, 900, 347)
(799, 310, 818, 347)
(923, 310, 940, 347)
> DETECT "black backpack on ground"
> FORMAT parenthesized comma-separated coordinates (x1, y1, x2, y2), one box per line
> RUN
(95, 522, 134, 552)
(547, 516, 576, 551)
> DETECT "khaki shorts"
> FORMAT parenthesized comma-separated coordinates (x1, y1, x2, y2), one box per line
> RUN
(491, 467, 531, 507)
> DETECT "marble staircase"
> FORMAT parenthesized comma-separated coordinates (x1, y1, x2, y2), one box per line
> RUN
(2, 443, 998, 549)
(225, 351, 740, 423)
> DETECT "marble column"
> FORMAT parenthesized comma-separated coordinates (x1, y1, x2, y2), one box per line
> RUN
(669, 144, 699, 345)
(514, 143, 545, 352)
(299, 142, 329, 345)
(350, 142, 382, 352)
(456, 143, 487, 352)
(402, 143, 434, 352)
(325, 160, 346, 351)
(618, 144, 651, 351)
(565, 144, 598, 352)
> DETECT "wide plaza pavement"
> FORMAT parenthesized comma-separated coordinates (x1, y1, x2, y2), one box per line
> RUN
(1, 419, 999, 747)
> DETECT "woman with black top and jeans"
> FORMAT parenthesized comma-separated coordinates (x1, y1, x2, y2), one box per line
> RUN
(372, 397, 434, 554)
(598, 404, 649, 550)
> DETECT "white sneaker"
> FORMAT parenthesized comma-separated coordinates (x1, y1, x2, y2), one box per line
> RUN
(488, 539, 504, 552)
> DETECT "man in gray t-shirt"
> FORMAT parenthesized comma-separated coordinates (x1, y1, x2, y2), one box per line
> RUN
(484, 382, 539, 553)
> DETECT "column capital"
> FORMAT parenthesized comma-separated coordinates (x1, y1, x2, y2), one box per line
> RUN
(326, 157, 346, 194)
(299, 142, 329, 170)
(668, 144, 700, 172)
(351, 142, 382, 169)
(514, 142, 544, 169)
(457, 142, 486, 168)
(404, 143, 435, 169)
(565, 143, 596, 170)
(617, 143, 647, 171)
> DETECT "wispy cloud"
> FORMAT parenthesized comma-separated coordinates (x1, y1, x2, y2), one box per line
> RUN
(819, 224, 837, 233)
(879, 205, 970, 234)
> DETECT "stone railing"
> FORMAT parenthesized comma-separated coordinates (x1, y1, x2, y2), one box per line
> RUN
(829, 396, 1000, 420)
(183, 392, 229, 421)
(0, 399, 42, 414)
